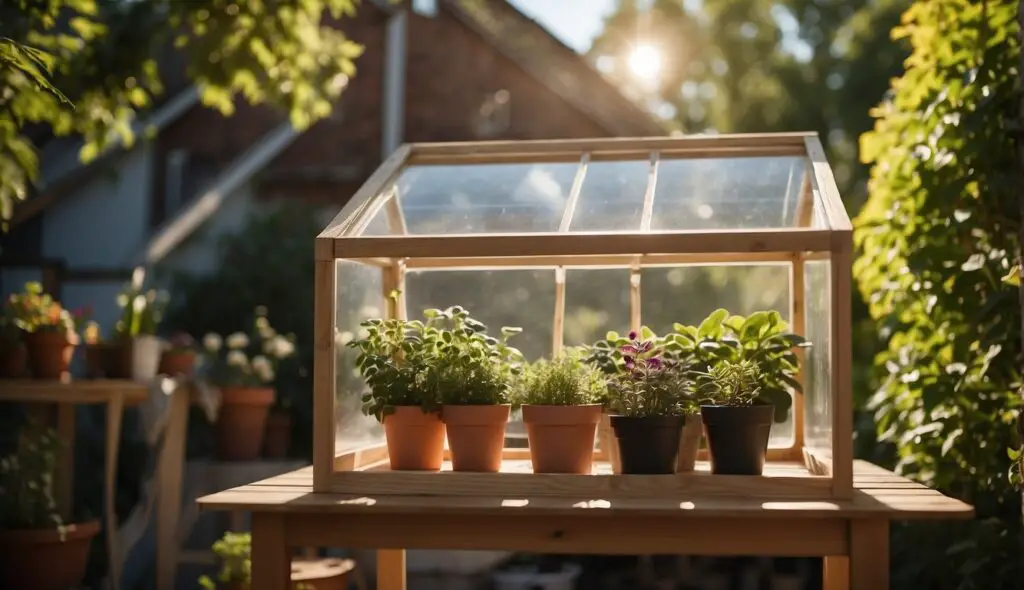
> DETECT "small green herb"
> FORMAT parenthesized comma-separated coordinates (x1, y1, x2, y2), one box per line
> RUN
(514, 352, 606, 407)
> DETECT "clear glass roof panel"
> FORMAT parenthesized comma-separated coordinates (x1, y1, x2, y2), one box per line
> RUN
(568, 160, 650, 232)
(649, 156, 808, 230)
(385, 161, 580, 234)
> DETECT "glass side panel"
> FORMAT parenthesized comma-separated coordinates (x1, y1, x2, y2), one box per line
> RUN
(334, 260, 386, 452)
(569, 160, 650, 232)
(563, 269, 631, 347)
(361, 205, 392, 235)
(383, 162, 579, 235)
(650, 156, 807, 230)
(640, 264, 793, 447)
(404, 269, 556, 361)
(804, 259, 833, 455)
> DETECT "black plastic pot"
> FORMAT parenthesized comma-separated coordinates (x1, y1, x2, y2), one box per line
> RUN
(701, 404, 774, 475)
(609, 415, 685, 474)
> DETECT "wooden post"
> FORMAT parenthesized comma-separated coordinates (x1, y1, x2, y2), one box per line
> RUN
(250, 513, 290, 590)
(104, 392, 126, 590)
(377, 549, 407, 590)
(313, 258, 337, 492)
(790, 254, 806, 459)
(850, 520, 889, 590)
(155, 385, 191, 590)
(823, 555, 850, 590)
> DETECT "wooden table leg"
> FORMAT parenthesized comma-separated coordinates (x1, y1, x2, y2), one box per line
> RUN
(156, 386, 190, 590)
(104, 393, 125, 590)
(377, 549, 406, 590)
(823, 556, 850, 590)
(251, 513, 290, 590)
(55, 403, 75, 519)
(850, 519, 889, 590)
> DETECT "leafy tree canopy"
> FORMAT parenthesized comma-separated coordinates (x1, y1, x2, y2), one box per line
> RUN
(855, 0, 1021, 586)
(0, 0, 364, 229)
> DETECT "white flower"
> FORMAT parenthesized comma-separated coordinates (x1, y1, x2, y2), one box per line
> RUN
(251, 355, 274, 382)
(203, 333, 222, 353)
(133, 294, 147, 313)
(131, 266, 146, 290)
(265, 335, 295, 359)
(255, 317, 276, 340)
(226, 332, 249, 350)
(116, 293, 129, 308)
(227, 350, 248, 368)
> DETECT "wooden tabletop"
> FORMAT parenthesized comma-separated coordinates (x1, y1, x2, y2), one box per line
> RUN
(198, 459, 973, 521)
(0, 379, 150, 404)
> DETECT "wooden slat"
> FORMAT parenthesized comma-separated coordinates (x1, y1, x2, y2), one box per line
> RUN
(557, 153, 589, 232)
(803, 137, 852, 231)
(0, 379, 149, 404)
(313, 259, 336, 492)
(407, 145, 807, 165)
(319, 144, 412, 241)
(286, 512, 846, 557)
(403, 252, 795, 269)
(334, 230, 834, 262)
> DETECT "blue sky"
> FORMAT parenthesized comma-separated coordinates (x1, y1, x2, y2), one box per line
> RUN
(508, 0, 617, 53)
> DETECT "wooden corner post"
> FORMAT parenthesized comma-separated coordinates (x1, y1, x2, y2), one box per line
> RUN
(313, 239, 337, 493)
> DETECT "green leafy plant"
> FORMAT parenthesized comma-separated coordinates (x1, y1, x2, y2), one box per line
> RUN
(198, 531, 251, 590)
(0, 425, 65, 536)
(202, 307, 296, 389)
(663, 309, 808, 422)
(606, 331, 694, 418)
(695, 359, 763, 407)
(5, 282, 74, 334)
(113, 267, 169, 338)
(513, 351, 607, 407)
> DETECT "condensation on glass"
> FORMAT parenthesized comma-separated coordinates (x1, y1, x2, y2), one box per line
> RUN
(316, 134, 853, 496)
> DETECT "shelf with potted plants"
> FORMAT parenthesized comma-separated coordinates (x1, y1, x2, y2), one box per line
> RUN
(331, 304, 826, 501)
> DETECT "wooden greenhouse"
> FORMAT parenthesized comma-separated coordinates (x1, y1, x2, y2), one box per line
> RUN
(199, 133, 974, 590)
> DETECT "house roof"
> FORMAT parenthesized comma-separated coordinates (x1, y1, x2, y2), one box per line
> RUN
(444, 0, 666, 136)
(11, 87, 200, 227)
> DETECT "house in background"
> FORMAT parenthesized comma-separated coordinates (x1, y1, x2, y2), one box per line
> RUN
(1, 0, 663, 332)
(0, 0, 664, 587)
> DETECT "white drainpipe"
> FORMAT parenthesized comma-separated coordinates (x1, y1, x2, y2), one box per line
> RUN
(382, 9, 407, 159)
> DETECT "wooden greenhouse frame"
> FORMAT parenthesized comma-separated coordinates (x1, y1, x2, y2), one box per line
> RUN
(312, 132, 854, 500)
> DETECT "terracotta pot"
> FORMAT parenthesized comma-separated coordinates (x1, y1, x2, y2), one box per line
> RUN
(0, 519, 101, 590)
(104, 339, 134, 379)
(159, 349, 196, 377)
(522, 404, 602, 474)
(263, 411, 293, 459)
(23, 330, 74, 380)
(675, 414, 704, 473)
(0, 340, 27, 378)
(382, 406, 446, 471)
(84, 343, 112, 378)
(216, 386, 276, 461)
(442, 404, 510, 472)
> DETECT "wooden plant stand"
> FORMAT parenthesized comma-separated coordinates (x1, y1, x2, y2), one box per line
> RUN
(198, 454, 972, 590)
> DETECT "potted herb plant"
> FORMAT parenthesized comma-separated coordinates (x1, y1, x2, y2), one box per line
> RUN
(426, 306, 522, 473)
(349, 305, 446, 471)
(160, 331, 198, 377)
(605, 331, 695, 475)
(676, 309, 809, 475)
(0, 306, 27, 378)
(0, 426, 101, 590)
(8, 282, 79, 380)
(204, 308, 296, 461)
(514, 352, 607, 474)
(108, 267, 169, 381)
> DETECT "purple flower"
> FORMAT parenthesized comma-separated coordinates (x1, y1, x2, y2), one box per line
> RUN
(621, 344, 638, 354)
(647, 357, 662, 370)
(637, 340, 653, 353)
(624, 356, 635, 369)
(628, 331, 638, 340)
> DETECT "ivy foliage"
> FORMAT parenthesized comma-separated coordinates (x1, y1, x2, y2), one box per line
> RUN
(0, 0, 363, 228)
(854, 0, 1022, 586)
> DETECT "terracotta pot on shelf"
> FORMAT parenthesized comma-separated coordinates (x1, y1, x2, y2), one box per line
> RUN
(23, 330, 75, 380)
(0, 519, 101, 590)
(675, 414, 704, 473)
(263, 410, 293, 459)
(382, 406, 446, 471)
(159, 349, 197, 377)
(0, 340, 27, 379)
(442, 404, 510, 473)
(521, 404, 602, 474)
(216, 386, 276, 461)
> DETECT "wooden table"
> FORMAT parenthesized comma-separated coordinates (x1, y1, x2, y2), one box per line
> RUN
(197, 459, 973, 590)
(0, 379, 184, 590)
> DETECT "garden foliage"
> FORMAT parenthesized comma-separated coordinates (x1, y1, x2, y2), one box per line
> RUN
(854, 1, 1022, 586)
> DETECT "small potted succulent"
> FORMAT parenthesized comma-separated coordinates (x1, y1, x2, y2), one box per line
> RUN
(0, 306, 27, 378)
(605, 331, 696, 475)
(679, 309, 809, 475)
(160, 331, 198, 377)
(203, 307, 296, 461)
(8, 282, 79, 380)
(349, 302, 446, 471)
(108, 267, 169, 381)
(514, 352, 607, 474)
(0, 426, 100, 590)
(427, 306, 522, 473)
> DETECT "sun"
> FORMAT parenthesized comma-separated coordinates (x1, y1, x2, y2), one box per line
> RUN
(627, 44, 662, 83)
